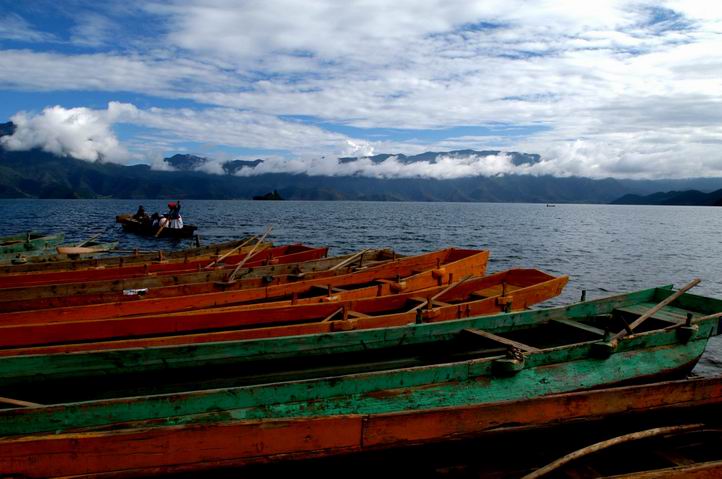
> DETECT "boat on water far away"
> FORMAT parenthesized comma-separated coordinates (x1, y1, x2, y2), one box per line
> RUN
(116, 213, 198, 238)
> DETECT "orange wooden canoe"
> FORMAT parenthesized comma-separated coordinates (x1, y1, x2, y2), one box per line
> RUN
(0, 248, 488, 324)
(0, 249, 397, 311)
(0, 268, 565, 350)
(0, 243, 324, 289)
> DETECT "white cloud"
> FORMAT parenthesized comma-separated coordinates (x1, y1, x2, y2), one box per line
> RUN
(0, 13, 54, 43)
(3, 1, 722, 179)
(0, 104, 133, 163)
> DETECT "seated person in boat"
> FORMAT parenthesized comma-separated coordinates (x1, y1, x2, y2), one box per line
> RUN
(150, 212, 161, 229)
(132, 205, 149, 223)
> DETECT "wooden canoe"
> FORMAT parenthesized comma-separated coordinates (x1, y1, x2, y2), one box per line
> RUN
(0, 248, 488, 323)
(55, 240, 119, 256)
(0, 243, 322, 288)
(0, 249, 397, 310)
(0, 232, 64, 255)
(0, 237, 259, 274)
(116, 213, 198, 238)
(0, 285, 717, 402)
(0, 268, 567, 350)
(0, 289, 720, 477)
(1, 378, 722, 478)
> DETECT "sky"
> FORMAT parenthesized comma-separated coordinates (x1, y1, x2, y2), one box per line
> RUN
(1, 0, 721, 179)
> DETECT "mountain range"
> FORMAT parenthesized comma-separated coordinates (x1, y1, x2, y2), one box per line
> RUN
(612, 189, 722, 206)
(2, 121, 722, 203)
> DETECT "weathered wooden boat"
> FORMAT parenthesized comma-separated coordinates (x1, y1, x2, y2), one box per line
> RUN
(197, 379, 722, 479)
(55, 240, 119, 257)
(0, 237, 258, 274)
(0, 285, 720, 478)
(0, 249, 396, 310)
(0, 243, 322, 289)
(0, 284, 717, 400)
(0, 248, 488, 322)
(0, 268, 566, 350)
(0, 231, 64, 255)
(116, 213, 198, 238)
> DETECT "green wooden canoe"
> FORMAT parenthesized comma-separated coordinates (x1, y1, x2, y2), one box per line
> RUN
(0, 232, 65, 256)
(0, 285, 719, 438)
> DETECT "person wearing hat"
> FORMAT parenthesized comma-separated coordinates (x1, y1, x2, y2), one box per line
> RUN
(166, 201, 183, 229)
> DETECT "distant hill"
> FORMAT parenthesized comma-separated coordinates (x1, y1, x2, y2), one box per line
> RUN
(612, 189, 722, 206)
(163, 154, 208, 171)
(3, 121, 722, 202)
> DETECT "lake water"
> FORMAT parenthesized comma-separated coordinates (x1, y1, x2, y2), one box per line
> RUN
(1, 199, 721, 374)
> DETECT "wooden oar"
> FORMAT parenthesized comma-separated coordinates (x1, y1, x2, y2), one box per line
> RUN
(0, 396, 41, 408)
(76, 233, 101, 248)
(328, 249, 369, 272)
(612, 278, 701, 340)
(227, 226, 272, 282)
(664, 311, 722, 330)
(204, 236, 256, 270)
(522, 424, 705, 479)
(154, 219, 167, 238)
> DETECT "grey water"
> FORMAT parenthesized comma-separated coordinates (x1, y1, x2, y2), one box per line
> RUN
(1, 199, 721, 374)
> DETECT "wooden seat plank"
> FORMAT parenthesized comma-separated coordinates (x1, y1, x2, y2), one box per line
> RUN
(551, 318, 606, 337)
(462, 328, 542, 353)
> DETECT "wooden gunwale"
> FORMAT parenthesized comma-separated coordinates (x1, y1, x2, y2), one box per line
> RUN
(0, 237, 257, 274)
(0, 248, 488, 323)
(0, 249, 396, 310)
(0, 269, 567, 349)
(0, 243, 321, 288)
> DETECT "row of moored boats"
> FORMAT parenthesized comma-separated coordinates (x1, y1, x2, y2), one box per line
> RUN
(0, 232, 721, 477)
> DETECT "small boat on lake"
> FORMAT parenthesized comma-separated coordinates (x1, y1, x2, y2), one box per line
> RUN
(116, 213, 198, 238)
(0, 232, 64, 256)
(55, 240, 118, 257)
(0, 285, 719, 477)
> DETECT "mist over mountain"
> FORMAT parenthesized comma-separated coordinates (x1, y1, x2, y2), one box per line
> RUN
(2, 121, 722, 202)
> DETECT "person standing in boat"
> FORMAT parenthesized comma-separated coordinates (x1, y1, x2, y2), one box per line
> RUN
(166, 201, 183, 229)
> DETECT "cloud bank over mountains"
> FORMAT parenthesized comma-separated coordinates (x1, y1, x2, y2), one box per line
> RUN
(1, 1, 722, 179)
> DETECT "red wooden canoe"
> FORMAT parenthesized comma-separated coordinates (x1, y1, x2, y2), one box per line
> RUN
(0, 243, 326, 288)
(0, 248, 488, 324)
(0, 268, 565, 352)
(0, 249, 397, 311)
(0, 377, 719, 478)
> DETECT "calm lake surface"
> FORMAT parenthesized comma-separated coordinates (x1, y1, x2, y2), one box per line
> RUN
(1, 199, 721, 374)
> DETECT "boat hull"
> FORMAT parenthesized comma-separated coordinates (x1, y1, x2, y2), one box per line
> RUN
(0, 376, 720, 478)
(117, 214, 197, 238)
